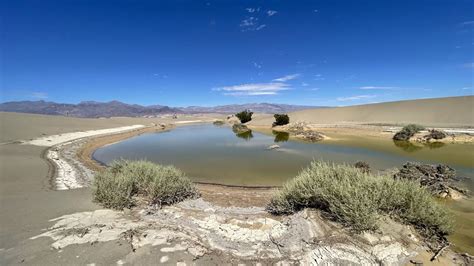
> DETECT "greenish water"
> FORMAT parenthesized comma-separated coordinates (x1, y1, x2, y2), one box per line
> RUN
(93, 124, 474, 254)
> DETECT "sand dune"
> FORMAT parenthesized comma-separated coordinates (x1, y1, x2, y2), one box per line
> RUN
(250, 96, 474, 127)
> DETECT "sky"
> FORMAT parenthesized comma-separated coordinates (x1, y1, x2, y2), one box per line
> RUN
(1, 0, 473, 107)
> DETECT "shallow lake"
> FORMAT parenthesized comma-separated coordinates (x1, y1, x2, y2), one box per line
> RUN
(93, 124, 474, 253)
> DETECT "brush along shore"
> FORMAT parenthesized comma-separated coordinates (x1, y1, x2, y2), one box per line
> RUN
(87, 159, 467, 263)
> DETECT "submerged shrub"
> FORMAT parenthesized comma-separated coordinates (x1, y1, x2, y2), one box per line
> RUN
(393, 124, 425, 141)
(93, 160, 199, 209)
(267, 161, 452, 238)
(235, 109, 253, 123)
(273, 114, 290, 127)
(213, 120, 225, 126)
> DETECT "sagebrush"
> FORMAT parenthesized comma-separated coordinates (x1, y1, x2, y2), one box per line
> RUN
(235, 109, 253, 123)
(273, 114, 290, 127)
(93, 160, 199, 209)
(393, 124, 425, 141)
(267, 161, 452, 238)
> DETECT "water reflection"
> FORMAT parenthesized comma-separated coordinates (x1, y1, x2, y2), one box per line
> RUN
(235, 130, 254, 140)
(424, 142, 445, 149)
(393, 140, 446, 152)
(393, 141, 423, 152)
(273, 130, 289, 143)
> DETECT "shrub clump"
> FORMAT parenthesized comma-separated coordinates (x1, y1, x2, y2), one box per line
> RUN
(424, 129, 447, 140)
(393, 124, 425, 141)
(354, 161, 371, 174)
(235, 109, 253, 123)
(93, 160, 199, 209)
(272, 114, 290, 127)
(213, 120, 225, 126)
(266, 161, 452, 239)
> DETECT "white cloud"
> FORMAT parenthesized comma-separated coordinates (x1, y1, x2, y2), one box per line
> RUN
(463, 62, 474, 68)
(308, 88, 320, 91)
(240, 17, 266, 31)
(215, 82, 290, 96)
(246, 7, 259, 13)
(337, 94, 377, 101)
(460, 21, 474, 26)
(267, 10, 277, 16)
(359, 86, 398, 90)
(301, 82, 309, 86)
(252, 62, 262, 69)
(31, 92, 48, 99)
(462, 87, 472, 90)
(273, 74, 300, 82)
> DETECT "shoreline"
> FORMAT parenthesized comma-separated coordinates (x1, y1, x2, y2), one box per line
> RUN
(22, 121, 472, 264)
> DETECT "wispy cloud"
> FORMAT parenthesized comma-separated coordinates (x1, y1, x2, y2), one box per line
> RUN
(246, 7, 259, 13)
(214, 82, 290, 96)
(267, 10, 277, 16)
(463, 62, 474, 68)
(301, 82, 309, 87)
(359, 86, 398, 90)
(337, 94, 377, 101)
(314, 74, 325, 81)
(240, 17, 266, 31)
(31, 92, 48, 99)
(459, 21, 474, 26)
(273, 73, 300, 82)
(252, 62, 262, 69)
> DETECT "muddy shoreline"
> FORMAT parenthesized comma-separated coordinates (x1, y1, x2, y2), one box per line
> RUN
(37, 122, 471, 264)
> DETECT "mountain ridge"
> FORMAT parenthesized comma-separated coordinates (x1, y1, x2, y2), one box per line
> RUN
(0, 100, 320, 118)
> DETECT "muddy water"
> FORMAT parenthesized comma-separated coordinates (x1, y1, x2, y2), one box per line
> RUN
(93, 124, 474, 254)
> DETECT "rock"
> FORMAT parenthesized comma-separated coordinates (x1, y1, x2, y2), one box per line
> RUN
(295, 131, 325, 142)
(267, 144, 280, 150)
(232, 124, 251, 134)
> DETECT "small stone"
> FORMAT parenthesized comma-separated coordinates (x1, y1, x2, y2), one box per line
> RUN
(267, 144, 280, 150)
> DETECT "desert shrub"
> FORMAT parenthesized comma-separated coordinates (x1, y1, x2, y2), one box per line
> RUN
(354, 161, 370, 173)
(267, 161, 452, 238)
(273, 114, 290, 127)
(93, 160, 199, 209)
(235, 110, 253, 123)
(393, 124, 425, 141)
(425, 129, 447, 140)
(213, 120, 225, 126)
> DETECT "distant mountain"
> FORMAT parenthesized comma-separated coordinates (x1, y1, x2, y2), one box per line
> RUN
(0, 100, 321, 118)
(0, 100, 181, 118)
(179, 103, 318, 114)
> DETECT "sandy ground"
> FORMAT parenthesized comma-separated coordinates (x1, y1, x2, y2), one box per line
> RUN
(1, 105, 472, 265)
(250, 96, 474, 128)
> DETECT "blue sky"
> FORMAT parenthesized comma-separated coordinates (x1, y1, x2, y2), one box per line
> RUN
(1, 0, 473, 107)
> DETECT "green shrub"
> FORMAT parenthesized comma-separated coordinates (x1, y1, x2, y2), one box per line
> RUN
(273, 114, 290, 127)
(393, 124, 425, 141)
(235, 110, 253, 123)
(267, 161, 452, 238)
(93, 160, 199, 209)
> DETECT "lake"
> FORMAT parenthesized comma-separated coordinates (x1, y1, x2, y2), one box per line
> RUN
(93, 124, 474, 253)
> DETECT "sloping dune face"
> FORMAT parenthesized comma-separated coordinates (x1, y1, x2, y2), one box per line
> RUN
(251, 96, 474, 127)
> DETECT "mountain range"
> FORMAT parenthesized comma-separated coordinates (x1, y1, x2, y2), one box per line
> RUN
(0, 100, 319, 118)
